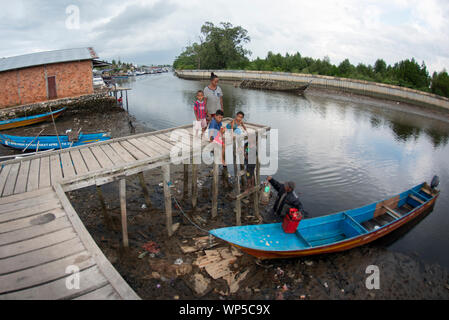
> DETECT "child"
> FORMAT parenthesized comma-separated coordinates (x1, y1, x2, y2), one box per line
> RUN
(209, 110, 226, 166)
(226, 111, 247, 135)
(193, 90, 208, 137)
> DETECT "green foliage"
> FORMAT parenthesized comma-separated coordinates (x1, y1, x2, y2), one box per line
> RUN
(174, 22, 449, 98)
(173, 22, 250, 70)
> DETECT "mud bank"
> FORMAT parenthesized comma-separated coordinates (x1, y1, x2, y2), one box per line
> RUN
(69, 164, 449, 300)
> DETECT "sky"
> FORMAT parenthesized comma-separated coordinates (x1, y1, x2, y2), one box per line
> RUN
(1, 0, 448, 72)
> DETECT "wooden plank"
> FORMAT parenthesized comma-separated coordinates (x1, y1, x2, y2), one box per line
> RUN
(192, 164, 198, 209)
(137, 137, 166, 156)
(0, 200, 62, 223)
(2, 163, 20, 197)
(27, 158, 40, 192)
(151, 134, 178, 149)
(0, 251, 95, 294)
(0, 238, 85, 275)
(50, 154, 63, 185)
(60, 152, 76, 179)
(0, 191, 59, 214)
(53, 184, 140, 300)
(0, 186, 52, 205)
(74, 284, 121, 300)
(14, 161, 30, 195)
(0, 222, 75, 258)
(141, 136, 172, 154)
(0, 217, 71, 247)
(70, 150, 89, 175)
(128, 138, 159, 157)
(0, 266, 109, 300)
(109, 142, 136, 162)
(100, 144, 125, 165)
(79, 148, 102, 172)
(383, 205, 401, 219)
(0, 208, 66, 235)
(39, 156, 51, 188)
(0, 165, 12, 195)
(410, 194, 425, 204)
(90, 146, 114, 168)
(119, 140, 147, 160)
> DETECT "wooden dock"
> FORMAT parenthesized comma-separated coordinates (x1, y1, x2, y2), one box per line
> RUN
(0, 119, 270, 300)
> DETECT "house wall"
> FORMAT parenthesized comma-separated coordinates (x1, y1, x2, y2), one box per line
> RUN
(0, 60, 93, 109)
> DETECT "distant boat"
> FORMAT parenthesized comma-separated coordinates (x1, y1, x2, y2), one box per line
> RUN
(239, 80, 311, 95)
(211, 180, 440, 259)
(0, 132, 111, 151)
(0, 108, 65, 131)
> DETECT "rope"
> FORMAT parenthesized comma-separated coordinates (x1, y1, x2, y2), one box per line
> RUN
(171, 195, 211, 235)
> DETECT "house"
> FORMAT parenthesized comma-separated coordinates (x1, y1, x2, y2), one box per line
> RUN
(0, 47, 102, 109)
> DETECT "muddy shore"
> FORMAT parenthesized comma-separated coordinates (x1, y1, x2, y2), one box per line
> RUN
(1, 98, 448, 300)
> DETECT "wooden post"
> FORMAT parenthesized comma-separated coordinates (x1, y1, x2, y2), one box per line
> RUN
(233, 139, 242, 226)
(119, 178, 129, 248)
(191, 164, 198, 210)
(125, 90, 129, 112)
(211, 145, 219, 218)
(96, 185, 111, 227)
(254, 133, 261, 222)
(183, 164, 189, 200)
(138, 172, 152, 208)
(162, 165, 173, 236)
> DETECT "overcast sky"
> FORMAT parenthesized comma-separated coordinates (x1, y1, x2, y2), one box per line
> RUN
(1, 0, 448, 72)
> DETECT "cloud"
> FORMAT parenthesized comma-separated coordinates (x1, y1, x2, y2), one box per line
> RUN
(0, 0, 448, 70)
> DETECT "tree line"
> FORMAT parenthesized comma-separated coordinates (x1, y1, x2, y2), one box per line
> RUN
(173, 22, 449, 98)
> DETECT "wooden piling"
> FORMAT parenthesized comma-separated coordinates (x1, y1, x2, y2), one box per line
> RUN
(254, 133, 261, 221)
(211, 146, 219, 218)
(191, 164, 198, 210)
(162, 165, 173, 236)
(119, 178, 129, 248)
(138, 172, 152, 208)
(233, 140, 242, 226)
(96, 185, 111, 227)
(183, 164, 189, 200)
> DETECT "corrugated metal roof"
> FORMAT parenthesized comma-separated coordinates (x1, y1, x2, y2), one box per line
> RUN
(0, 47, 98, 73)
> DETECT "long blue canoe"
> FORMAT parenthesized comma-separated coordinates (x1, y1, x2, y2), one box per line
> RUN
(210, 181, 440, 259)
(0, 132, 111, 151)
(0, 108, 66, 131)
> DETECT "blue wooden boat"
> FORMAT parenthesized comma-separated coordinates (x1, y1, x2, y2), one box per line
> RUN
(0, 132, 111, 151)
(210, 180, 440, 259)
(0, 108, 65, 130)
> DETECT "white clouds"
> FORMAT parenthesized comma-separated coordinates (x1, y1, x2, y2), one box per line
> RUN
(0, 0, 448, 70)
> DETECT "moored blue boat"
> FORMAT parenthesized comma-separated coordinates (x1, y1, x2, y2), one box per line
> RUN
(0, 132, 111, 151)
(210, 180, 440, 259)
(0, 108, 65, 131)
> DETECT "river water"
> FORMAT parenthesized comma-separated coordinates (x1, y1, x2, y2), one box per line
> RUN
(118, 73, 449, 269)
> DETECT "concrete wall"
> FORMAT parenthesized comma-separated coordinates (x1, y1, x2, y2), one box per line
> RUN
(175, 69, 449, 111)
(0, 60, 94, 109)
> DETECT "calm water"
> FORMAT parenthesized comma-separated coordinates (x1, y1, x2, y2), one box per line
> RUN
(119, 73, 449, 268)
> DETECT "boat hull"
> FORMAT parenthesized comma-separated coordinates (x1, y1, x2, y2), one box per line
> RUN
(212, 185, 439, 259)
(0, 108, 65, 131)
(0, 132, 111, 151)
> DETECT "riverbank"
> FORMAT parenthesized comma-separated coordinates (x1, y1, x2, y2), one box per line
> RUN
(175, 70, 449, 112)
(69, 162, 449, 300)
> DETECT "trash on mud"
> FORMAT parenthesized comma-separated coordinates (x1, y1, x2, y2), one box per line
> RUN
(187, 273, 211, 297)
(174, 258, 184, 265)
(305, 260, 313, 266)
(141, 204, 147, 209)
(142, 241, 160, 254)
(180, 236, 218, 254)
(138, 251, 149, 259)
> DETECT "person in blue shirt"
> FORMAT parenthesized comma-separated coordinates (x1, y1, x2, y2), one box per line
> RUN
(209, 110, 224, 141)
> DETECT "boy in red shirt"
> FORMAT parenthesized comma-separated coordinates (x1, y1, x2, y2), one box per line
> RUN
(193, 90, 208, 137)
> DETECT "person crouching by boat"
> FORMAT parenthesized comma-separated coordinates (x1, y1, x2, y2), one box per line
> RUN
(266, 176, 304, 220)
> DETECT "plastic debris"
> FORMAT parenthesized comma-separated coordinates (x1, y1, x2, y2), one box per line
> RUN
(141, 204, 147, 209)
(138, 251, 149, 259)
(174, 258, 184, 265)
(305, 260, 313, 266)
(142, 241, 160, 254)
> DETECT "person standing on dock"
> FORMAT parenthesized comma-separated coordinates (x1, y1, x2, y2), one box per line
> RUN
(193, 90, 208, 137)
(204, 72, 224, 122)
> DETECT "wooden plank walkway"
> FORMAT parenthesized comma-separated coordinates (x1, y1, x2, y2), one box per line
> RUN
(0, 119, 270, 300)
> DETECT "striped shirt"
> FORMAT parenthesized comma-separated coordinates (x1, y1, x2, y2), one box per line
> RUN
(194, 100, 207, 119)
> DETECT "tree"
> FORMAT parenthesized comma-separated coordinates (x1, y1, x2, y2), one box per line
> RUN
(431, 71, 449, 98)
(173, 22, 251, 70)
(374, 59, 387, 74)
